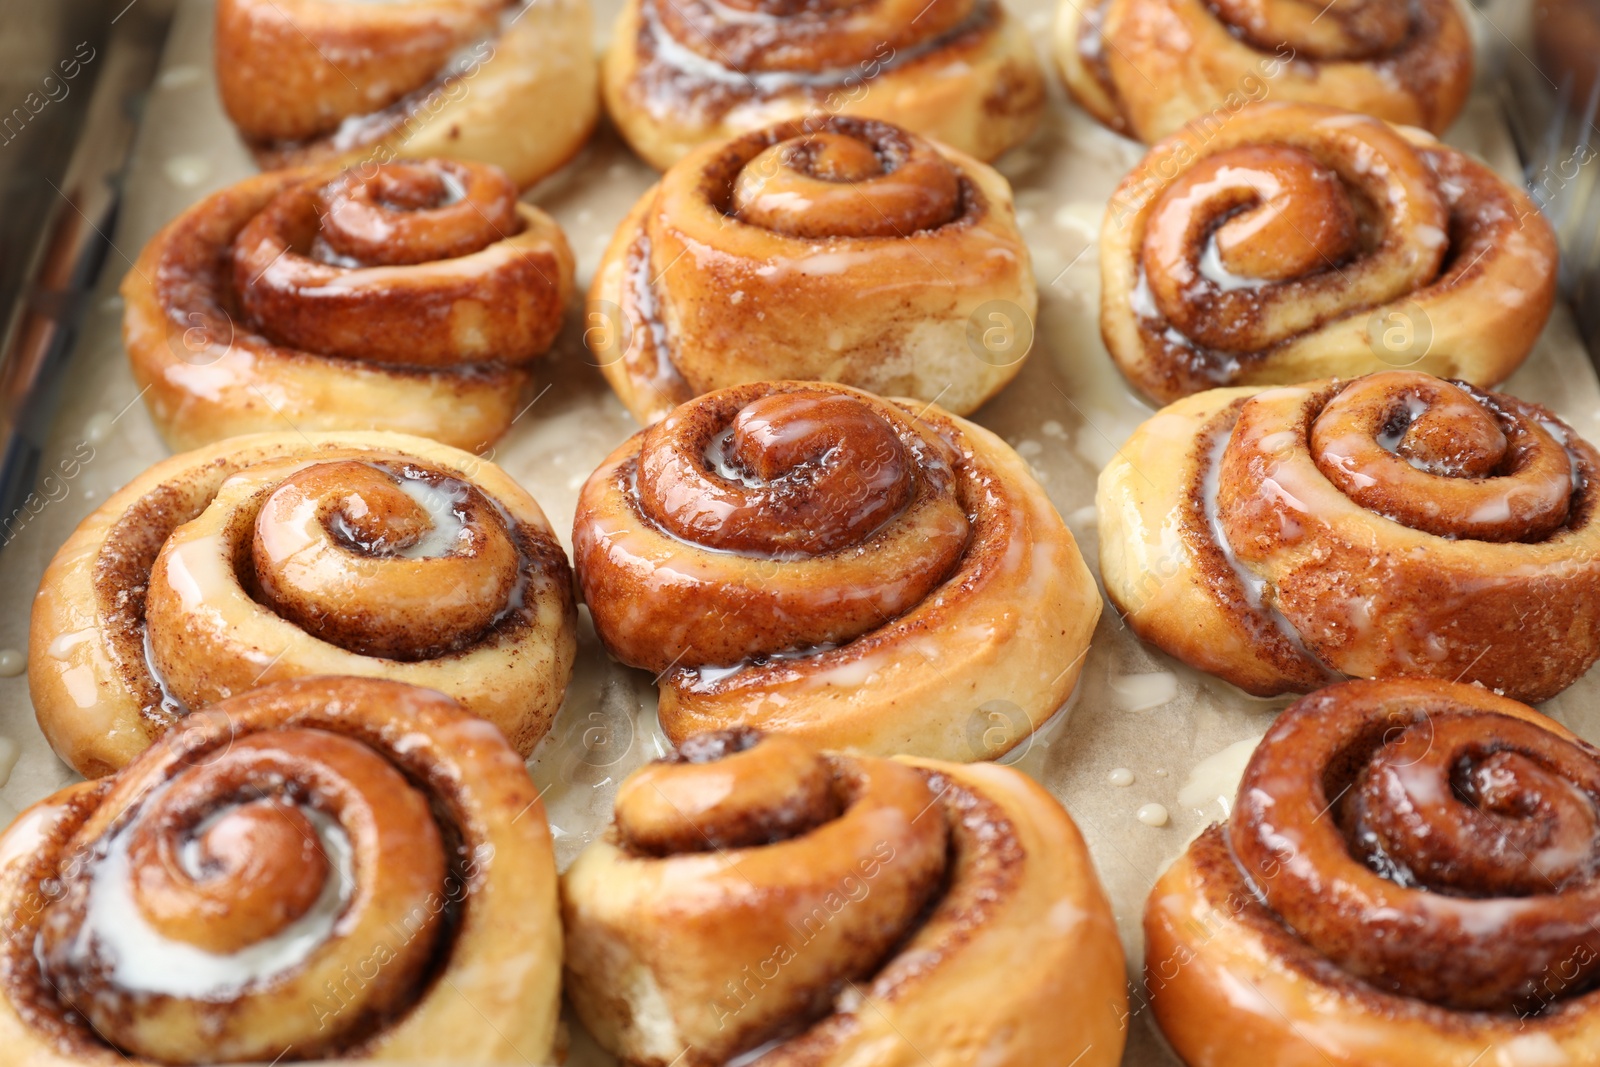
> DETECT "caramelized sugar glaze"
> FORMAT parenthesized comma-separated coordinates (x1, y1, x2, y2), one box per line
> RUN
(563, 728, 1127, 1066)
(1056, 0, 1472, 141)
(30, 432, 576, 777)
(1098, 371, 1600, 701)
(574, 381, 1100, 761)
(1100, 103, 1558, 403)
(589, 116, 1036, 423)
(124, 160, 576, 454)
(123, 159, 574, 452)
(1148, 679, 1600, 1067)
(0, 678, 562, 1065)
(215, 0, 597, 187)
(602, 0, 1044, 168)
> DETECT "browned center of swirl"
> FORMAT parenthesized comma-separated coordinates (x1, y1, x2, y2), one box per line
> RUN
(311, 159, 519, 266)
(1230, 682, 1600, 1013)
(34, 708, 461, 1065)
(1145, 144, 1358, 322)
(130, 796, 330, 953)
(1208, 0, 1410, 59)
(1309, 372, 1577, 542)
(1351, 718, 1600, 896)
(637, 389, 918, 556)
(729, 122, 962, 239)
(616, 729, 841, 854)
(251, 459, 520, 659)
(586, 728, 953, 1064)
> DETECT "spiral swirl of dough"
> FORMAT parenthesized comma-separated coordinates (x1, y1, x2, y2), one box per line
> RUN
(30, 431, 576, 777)
(1098, 371, 1600, 701)
(1146, 679, 1600, 1067)
(0, 678, 561, 1065)
(563, 728, 1127, 1066)
(573, 381, 1101, 761)
(602, 0, 1044, 169)
(1099, 103, 1558, 404)
(123, 159, 574, 452)
(589, 116, 1036, 424)
(214, 0, 597, 188)
(1055, 0, 1472, 141)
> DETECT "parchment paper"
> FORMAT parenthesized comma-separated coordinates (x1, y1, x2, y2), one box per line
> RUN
(1, 2, 1596, 1064)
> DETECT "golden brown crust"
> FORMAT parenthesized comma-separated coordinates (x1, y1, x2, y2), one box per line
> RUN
(602, 0, 1044, 170)
(1099, 103, 1558, 405)
(589, 116, 1036, 423)
(1055, 0, 1472, 143)
(122, 159, 574, 452)
(563, 729, 1127, 1066)
(573, 381, 1101, 761)
(1098, 371, 1600, 701)
(0, 677, 561, 1065)
(29, 431, 576, 777)
(1147, 679, 1600, 1066)
(215, 0, 598, 189)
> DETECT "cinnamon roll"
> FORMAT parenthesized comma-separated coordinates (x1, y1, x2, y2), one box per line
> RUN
(123, 158, 574, 452)
(573, 381, 1101, 760)
(215, 0, 597, 188)
(1056, 0, 1472, 142)
(1101, 102, 1559, 404)
(1098, 370, 1600, 702)
(590, 115, 1035, 424)
(563, 728, 1127, 1066)
(1148, 678, 1600, 1066)
(0, 677, 561, 1065)
(30, 431, 576, 777)
(601, 0, 1045, 170)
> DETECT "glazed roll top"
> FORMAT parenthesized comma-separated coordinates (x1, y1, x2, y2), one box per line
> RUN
(1218, 372, 1600, 697)
(213, 0, 598, 189)
(588, 384, 969, 666)
(0, 678, 561, 1065)
(1058, 0, 1472, 141)
(562, 728, 1127, 1066)
(593, 115, 1034, 423)
(578, 730, 949, 1062)
(1099, 370, 1600, 701)
(726, 121, 963, 237)
(603, 0, 1045, 168)
(1101, 103, 1557, 403)
(240, 458, 524, 659)
(573, 381, 1101, 760)
(30, 432, 576, 777)
(231, 160, 565, 366)
(123, 159, 574, 451)
(1145, 680, 1600, 1067)
(216, 0, 507, 145)
(657, 0, 976, 75)
(1234, 681, 1600, 1010)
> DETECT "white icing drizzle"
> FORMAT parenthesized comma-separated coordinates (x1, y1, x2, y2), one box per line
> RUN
(1375, 393, 1430, 459)
(1198, 238, 1270, 292)
(1136, 803, 1169, 827)
(1199, 427, 1328, 667)
(323, 1, 529, 153)
(1110, 671, 1178, 712)
(65, 799, 353, 998)
(639, 0, 999, 97)
(1177, 735, 1263, 819)
(390, 474, 471, 559)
